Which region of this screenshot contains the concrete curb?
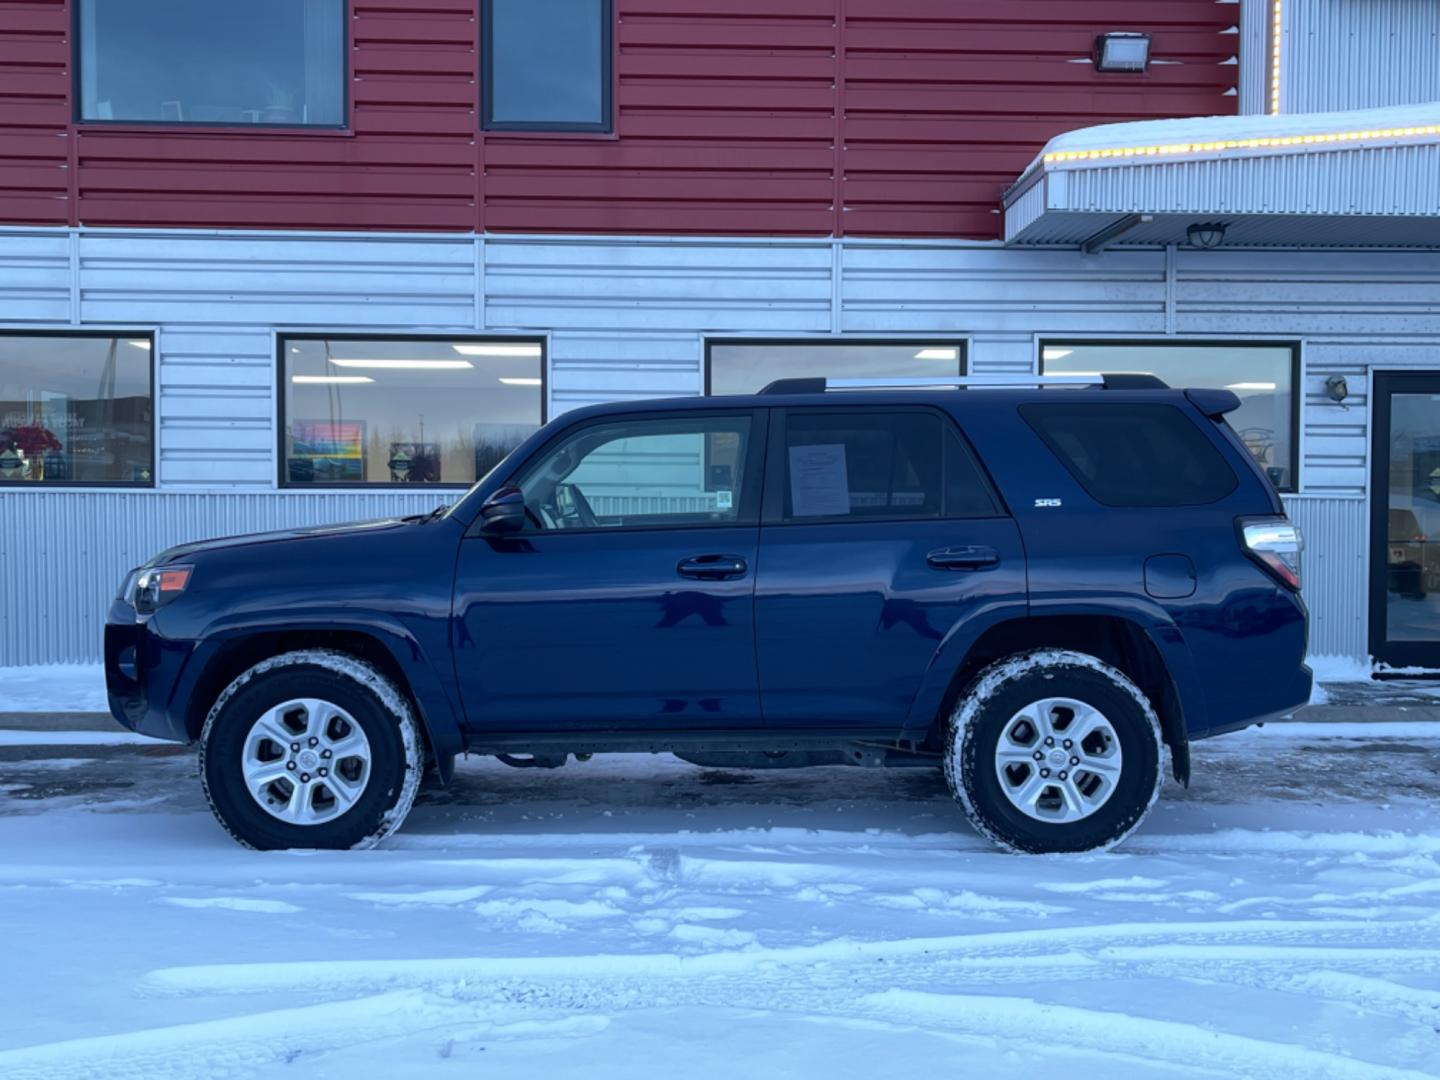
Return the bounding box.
[0,712,129,733]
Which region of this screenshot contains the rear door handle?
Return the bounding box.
[677,554,749,580]
[927,545,999,571]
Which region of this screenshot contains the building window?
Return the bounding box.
[0,333,154,486]
[76,0,345,127]
[482,0,612,132]
[1041,341,1298,491]
[705,340,966,396]
[280,337,544,487]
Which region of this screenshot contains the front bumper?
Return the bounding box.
[104,597,198,743]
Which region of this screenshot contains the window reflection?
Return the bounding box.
[79,0,344,126]
[706,341,965,397]
[485,0,609,130]
[0,335,154,485]
[281,338,544,486]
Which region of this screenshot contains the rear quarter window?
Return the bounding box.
[1020,403,1238,507]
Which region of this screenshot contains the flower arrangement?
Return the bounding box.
[2,424,62,481]
[6,424,62,458]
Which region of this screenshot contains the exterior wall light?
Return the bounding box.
[1186,222,1228,249]
[1325,374,1349,403]
[1094,33,1152,73]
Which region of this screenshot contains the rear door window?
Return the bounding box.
[1020,403,1237,507]
[779,410,999,522]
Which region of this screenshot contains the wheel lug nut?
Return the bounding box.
[321,749,332,759]
[1063,740,1072,749]
[1033,751,1043,761]
[299,773,310,783]
[1040,768,1050,778]
[1058,771,1068,781]
[1044,737,1054,747]
[1070,756,1079,766]
[286,761,296,771]
[308,737,319,748]
[290,743,300,752]
[318,768,328,777]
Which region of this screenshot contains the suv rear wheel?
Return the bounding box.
[199,649,422,850]
[945,648,1163,854]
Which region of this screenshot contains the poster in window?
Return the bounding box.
[290,420,365,483]
[388,442,441,483]
[788,443,851,517]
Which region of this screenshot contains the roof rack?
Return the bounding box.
[758,373,1170,395]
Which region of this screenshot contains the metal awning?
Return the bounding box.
[1004,102,1440,250]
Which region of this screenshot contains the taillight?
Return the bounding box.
[1240,518,1303,591]
[132,565,193,615]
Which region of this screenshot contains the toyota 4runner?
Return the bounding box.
[106,374,1311,853]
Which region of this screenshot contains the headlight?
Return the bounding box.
[117,569,141,603]
[132,565,194,615]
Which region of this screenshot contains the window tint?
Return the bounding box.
[281,337,543,486]
[78,0,344,126]
[516,415,754,530]
[1021,403,1238,507]
[707,341,963,396]
[484,0,611,131]
[1041,342,1296,490]
[0,334,153,485]
[781,411,996,522]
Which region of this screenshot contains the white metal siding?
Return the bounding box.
[1283,0,1440,114]
[5,226,1440,664]
[1282,494,1369,658]
[3,491,440,666]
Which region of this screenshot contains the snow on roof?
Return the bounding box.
[1026,100,1440,175]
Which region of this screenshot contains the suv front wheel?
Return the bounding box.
[199,649,423,850]
[945,649,1163,854]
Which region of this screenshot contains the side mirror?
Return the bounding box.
[478,485,527,534]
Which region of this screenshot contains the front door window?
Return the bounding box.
[515,414,757,530]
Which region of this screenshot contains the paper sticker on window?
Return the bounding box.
[788,443,851,517]
[716,490,733,510]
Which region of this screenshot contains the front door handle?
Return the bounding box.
[677,554,749,581]
[927,545,999,571]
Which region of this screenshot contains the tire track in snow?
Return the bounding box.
[0,991,469,1080]
[862,990,1437,1080]
[136,917,1439,996]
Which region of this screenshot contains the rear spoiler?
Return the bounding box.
[1185,388,1242,418]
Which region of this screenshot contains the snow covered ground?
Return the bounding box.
[1,724,1439,1078]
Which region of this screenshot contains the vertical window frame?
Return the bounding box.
[276,332,548,490]
[0,328,157,489]
[71,0,351,131]
[480,0,615,134]
[1038,338,1302,494]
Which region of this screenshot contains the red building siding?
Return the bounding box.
[0,0,1237,238]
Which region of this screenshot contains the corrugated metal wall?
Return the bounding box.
[837,0,1238,237]
[1281,494,1368,659]
[3,491,441,666]
[6,225,1440,663]
[1282,0,1440,114]
[0,0,1237,240]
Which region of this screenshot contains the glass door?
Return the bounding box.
[1370,373,1440,668]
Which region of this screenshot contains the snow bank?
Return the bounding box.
[0,664,107,713]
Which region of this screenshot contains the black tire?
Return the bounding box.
[944,648,1163,854]
[199,649,423,850]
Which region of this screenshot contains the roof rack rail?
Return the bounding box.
[758,373,1169,394]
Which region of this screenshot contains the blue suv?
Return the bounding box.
[105,375,1310,853]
